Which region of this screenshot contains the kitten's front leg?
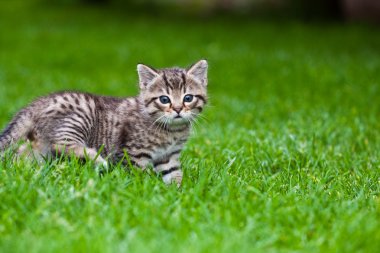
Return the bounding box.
[128,154,151,170]
[154,152,183,186]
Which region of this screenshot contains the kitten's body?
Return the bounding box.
[0,60,208,185]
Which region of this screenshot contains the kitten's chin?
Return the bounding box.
[153,117,189,129]
[170,117,189,126]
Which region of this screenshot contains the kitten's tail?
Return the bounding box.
[0,108,34,151]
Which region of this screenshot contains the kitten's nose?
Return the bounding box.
[172,107,182,114]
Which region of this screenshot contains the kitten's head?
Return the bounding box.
[137,60,208,127]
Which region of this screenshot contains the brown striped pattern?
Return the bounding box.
[0,60,208,185]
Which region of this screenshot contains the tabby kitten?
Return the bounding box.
[0,60,208,185]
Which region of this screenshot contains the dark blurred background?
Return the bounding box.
[42,0,380,23]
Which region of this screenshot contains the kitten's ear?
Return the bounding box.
[187,59,208,86]
[137,64,160,89]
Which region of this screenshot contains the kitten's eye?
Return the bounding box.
[183,94,193,103]
[159,96,171,104]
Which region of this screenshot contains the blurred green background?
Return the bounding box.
[32,0,380,21]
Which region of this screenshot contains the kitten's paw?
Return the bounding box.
[95,158,109,175]
[162,170,183,187]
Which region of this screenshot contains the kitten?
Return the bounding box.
[0,60,208,185]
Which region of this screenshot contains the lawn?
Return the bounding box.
[1,2,380,253]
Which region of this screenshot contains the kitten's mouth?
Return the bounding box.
[171,116,188,125]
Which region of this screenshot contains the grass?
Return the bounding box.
[1,2,380,253]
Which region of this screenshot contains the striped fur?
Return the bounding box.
[0,60,208,185]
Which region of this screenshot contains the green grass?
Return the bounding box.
[1,2,380,253]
